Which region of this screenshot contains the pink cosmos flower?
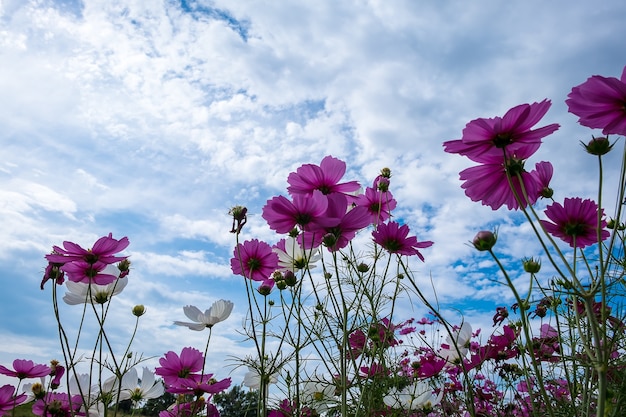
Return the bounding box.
[262,191,328,233]
[0,360,51,380]
[354,186,397,224]
[32,392,84,417]
[540,197,610,248]
[40,262,65,290]
[443,100,559,163]
[45,233,129,266]
[457,155,548,210]
[531,161,554,199]
[159,399,205,417]
[155,347,205,388]
[60,260,120,285]
[302,193,371,251]
[287,155,360,196]
[0,385,27,416]
[166,374,231,396]
[372,221,433,260]
[231,239,279,282]
[348,329,367,360]
[566,65,626,136]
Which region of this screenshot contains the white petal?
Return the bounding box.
[182,305,203,322]
[173,321,206,331]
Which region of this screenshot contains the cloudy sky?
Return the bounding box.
[1,0,625,390]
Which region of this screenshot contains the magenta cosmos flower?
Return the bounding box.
[372,221,433,260]
[155,347,205,388]
[443,100,560,163]
[0,385,27,416]
[46,233,129,265]
[231,239,279,281]
[566,65,626,136]
[459,158,551,210]
[0,359,51,380]
[166,373,232,396]
[287,155,361,196]
[262,191,328,233]
[302,193,371,251]
[354,185,397,224]
[32,393,84,417]
[540,197,610,248]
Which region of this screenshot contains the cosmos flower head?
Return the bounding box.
[173,300,234,331]
[0,384,27,415]
[566,65,626,136]
[45,233,129,266]
[0,360,51,380]
[262,191,328,234]
[383,380,443,411]
[355,185,397,224]
[62,273,128,305]
[165,373,231,397]
[372,221,433,260]
[540,197,610,248]
[231,239,279,282]
[457,154,551,210]
[242,366,279,390]
[273,237,321,273]
[119,367,165,406]
[287,155,361,196]
[32,392,85,417]
[155,347,205,388]
[443,100,560,163]
[302,193,371,251]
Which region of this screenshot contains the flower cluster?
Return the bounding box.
[232,155,433,293]
[3,65,625,417]
[41,233,130,288]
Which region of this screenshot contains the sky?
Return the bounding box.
[1,0,626,391]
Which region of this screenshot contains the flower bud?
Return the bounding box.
[257,282,273,296]
[132,304,146,317]
[607,218,626,231]
[582,136,614,155]
[380,167,392,178]
[472,230,497,251]
[322,233,338,248]
[118,259,131,274]
[357,263,370,273]
[283,270,297,287]
[229,205,248,234]
[539,186,554,199]
[522,257,541,274]
[31,382,46,400]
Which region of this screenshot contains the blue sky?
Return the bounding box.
[1,0,625,388]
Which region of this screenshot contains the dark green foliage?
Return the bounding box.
[213,385,258,417]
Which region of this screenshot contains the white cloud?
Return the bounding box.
[1,0,625,396]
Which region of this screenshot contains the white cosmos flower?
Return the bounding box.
[119,367,164,406]
[242,366,279,390]
[438,321,473,364]
[69,373,119,417]
[273,237,321,272]
[63,276,128,305]
[383,380,442,411]
[300,379,338,413]
[173,299,234,330]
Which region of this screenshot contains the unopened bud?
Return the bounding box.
[522,257,541,274]
[582,136,614,156]
[284,270,297,287]
[132,305,146,317]
[472,231,497,251]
